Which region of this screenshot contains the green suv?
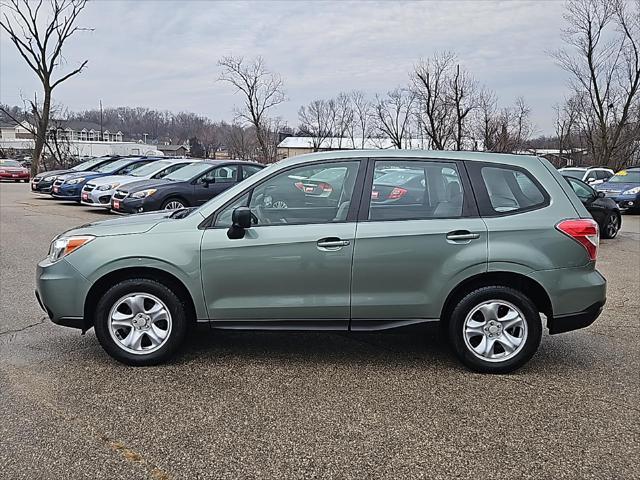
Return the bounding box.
[36,151,606,373]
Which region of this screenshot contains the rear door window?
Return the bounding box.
[367,161,464,221]
[472,164,548,215]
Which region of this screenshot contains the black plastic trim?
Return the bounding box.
[350,318,438,331]
[210,319,348,331]
[547,301,604,334]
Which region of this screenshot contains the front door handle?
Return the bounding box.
[317,237,350,250]
[446,230,480,241]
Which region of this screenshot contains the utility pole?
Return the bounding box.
[99,100,103,142]
[143,133,148,144]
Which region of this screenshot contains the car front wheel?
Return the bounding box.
[162,198,187,210]
[447,286,542,374]
[94,278,188,365]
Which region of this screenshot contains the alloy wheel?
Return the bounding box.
[463,300,528,363]
[606,214,619,238]
[108,293,172,355]
[164,200,185,210]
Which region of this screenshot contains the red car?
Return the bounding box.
[0,159,30,182]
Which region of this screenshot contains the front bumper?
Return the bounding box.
[32,179,54,193]
[111,196,158,214]
[51,183,82,199]
[81,187,114,208]
[36,258,92,331]
[603,193,640,210]
[0,172,29,180]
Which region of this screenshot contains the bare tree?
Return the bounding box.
[0,0,91,175]
[348,90,373,149]
[554,97,580,161]
[552,0,640,169]
[412,52,456,150]
[373,88,415,149]
[218,56,286,163]
[473,93,533,153]
[412,52,478,151]
[298,99,336,151]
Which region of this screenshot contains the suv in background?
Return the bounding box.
[559,166,614,186]
[36,151,606,373]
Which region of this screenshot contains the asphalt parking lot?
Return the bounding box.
[1,182,639,480]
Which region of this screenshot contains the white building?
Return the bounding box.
[0,120,159,157]
[277,136,427,159]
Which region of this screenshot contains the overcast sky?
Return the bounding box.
[0,0,571,135]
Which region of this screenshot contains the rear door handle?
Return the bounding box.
[446,231,480,241]
[317,237,350,249]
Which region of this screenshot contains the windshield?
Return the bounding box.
[0,159,22,167]
[608,170,640,183]
[164,162,211,181]
[95,158,137,173]
[71,157,104,171]
[560,169,585,179]
[130,160,172,177]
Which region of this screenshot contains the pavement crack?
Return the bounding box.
[0,317,46,337]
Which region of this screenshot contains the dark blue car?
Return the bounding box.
[595,167,640,212]
[51,157,161,201]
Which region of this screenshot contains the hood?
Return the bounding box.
[61,210,180,237]
[1,166,28,172]
[596,181,640,192]
[86,174,132,187]
[60,170,102,182]
[35,169,73,179]
[117,178,174,193]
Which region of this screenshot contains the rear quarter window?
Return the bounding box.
[469,163,549,216]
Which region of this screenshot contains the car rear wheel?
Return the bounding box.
[601,212,620,239]
[447,286,542,374]
[162,198,187,210]
[94,278,188,365]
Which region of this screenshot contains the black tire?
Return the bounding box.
[447,286,542,374]
[600,212,620,239]
[161,197,188,210]
[94,278,188,366]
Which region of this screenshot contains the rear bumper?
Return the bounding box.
[547,300,605,334]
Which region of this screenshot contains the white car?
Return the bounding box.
[80,159,198,208]
[559,167,614,185]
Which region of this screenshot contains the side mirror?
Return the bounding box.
[227,207,253,239]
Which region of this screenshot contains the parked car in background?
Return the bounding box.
[80,158,197,209]
[559,166,614,186]
[595,167,640,212]
[32,156,122,194]
[37,150,606,374]
[563,175,621,238]
[51,157,161,201]
[0,159,30,182]
[110,160,263,213]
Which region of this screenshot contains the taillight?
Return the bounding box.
[388,187,407,200]
[318,182,333,193]
[556,219,599,261]
[294,181,306,192]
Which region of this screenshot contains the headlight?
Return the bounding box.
[66,177,85,185]
[130,189,157,199]
[44,175,56,181]
[622,186,640,195]
[97,183,119,191]
[48,235,94,263]
[0,169,6,174]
